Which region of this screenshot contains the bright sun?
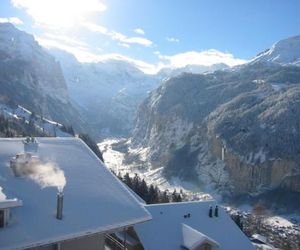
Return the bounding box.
[12,0,106,28]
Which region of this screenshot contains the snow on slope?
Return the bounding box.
[0,23,69,104]
[252,34,300,65]
[0,104,71,137]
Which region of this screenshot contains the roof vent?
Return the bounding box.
[10,153,40,177]
[209,206,213,218]
[23,137,38,153]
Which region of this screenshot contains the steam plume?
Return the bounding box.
[29,162,66,192]
[15,161,66,192]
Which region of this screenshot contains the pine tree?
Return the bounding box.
[160,190,169,203]
[172,189,181,202]
[68,126,75,136]
[117,172,123,181]
[148,185,159,204]
[123,173,132,189]
[139,179,149,200]
[176,193,182,202]
[132,173,140,192]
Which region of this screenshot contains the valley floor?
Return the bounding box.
[98,138,212,201]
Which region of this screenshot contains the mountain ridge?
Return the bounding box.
[128,35,300,196]
[251,34,300,65]
[0,23,86,132]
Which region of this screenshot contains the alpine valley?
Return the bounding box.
[102,34,300,211]
[1,23,300,211]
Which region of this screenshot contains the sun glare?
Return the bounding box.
[12,0,106,28]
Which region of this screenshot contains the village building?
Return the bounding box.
[0,137,151,250]
[134,201,255,250]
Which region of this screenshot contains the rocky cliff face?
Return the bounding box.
[0,23,84,130]
[131,44,300,195]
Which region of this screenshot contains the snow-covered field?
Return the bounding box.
[98,138,212,201]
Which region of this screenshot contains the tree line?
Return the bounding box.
[0,114,47,137]
[116,172,182,204]
[0,113,104,162]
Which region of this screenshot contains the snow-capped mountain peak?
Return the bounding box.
[252,34,300,65]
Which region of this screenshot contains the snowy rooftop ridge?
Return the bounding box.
[182,223,220,249]
[0,137,151,250]
[135,201,255,250]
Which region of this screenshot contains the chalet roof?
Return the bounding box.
[182,223,220,249]
[0,137,151,250]
[134,201,255,250]
[251,234,267,244]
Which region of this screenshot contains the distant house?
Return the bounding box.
[134,201,255,250]
[0,138,151,250]
[251,234,275,250]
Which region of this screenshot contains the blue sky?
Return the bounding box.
[1,0,300,73]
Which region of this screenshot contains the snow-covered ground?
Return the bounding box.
[0,104,71,137]
[264,216,295,228]
[98,138,212,201]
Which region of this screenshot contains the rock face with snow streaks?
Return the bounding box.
[131,35,300,194]
[0,23,83,130]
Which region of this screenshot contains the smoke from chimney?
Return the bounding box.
[27,162,66,192]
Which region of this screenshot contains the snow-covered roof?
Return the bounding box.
[0,199,22,209]
[182,223,220,249]
[0,138,151,250]
[134,201,255,250]
[251,234,267,244]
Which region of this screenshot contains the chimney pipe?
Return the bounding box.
[56,192,64,220]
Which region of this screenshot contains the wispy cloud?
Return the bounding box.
[134,28,145,35]
[36,35,98,62]
[11,0,106,28]
[166,37,180,43]
[44,33,88,47]
[110,31,152,47]
[36,33,156,73]
[81,21,108,34]
[9,0,247,76]
[39,33,246,74]
[11,0,152,48]
[118,43,130,48]
[94,53,158,74]
[158,49,247,68]
[153,51,161,56]
[0,17,23,25]
[80,21,152,47]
